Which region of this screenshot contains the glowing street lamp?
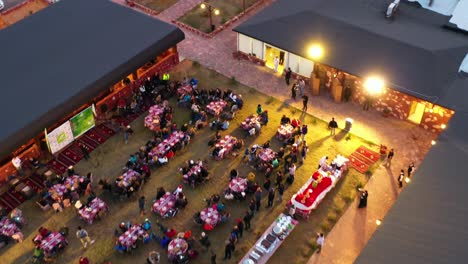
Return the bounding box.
[376,219,382,226]
[201,2,220,32]
[431,140,437,146]
[364,76,384,95]
[308,44,324,59]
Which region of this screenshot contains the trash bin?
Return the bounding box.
[344,118,353,132]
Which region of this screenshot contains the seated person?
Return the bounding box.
[233,139,244,151]
[38,227,51,238]
[157,155,168,166]
[165,150,175,159]
[291,118,300,128]
[216,202,225,212]
[224,189,234,200]
[142,219,151,231]
[156,187,166,200]
[272,158,279,168]
[220,120,230,130]
[230,169,238,180]
[262,140,270,149]
[211,146,222,157]
[165,228,177,239]
[280,115,291,125]
[248,127,256,136]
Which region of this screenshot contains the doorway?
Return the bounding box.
[265,45,285,73]
[407,101,426,124]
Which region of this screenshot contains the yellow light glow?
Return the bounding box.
[364,76,384,95]
[308,44,324,59]
[201,3,206,9]
[214,9,220,15]
[441,124,447,129]
[405,177,411,183]
[376,219,382,226]
[429,108,433,113]
[431,140,436,145]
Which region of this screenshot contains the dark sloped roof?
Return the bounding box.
[234,0,468,105]
[0,0,184,159]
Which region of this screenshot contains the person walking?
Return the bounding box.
[243,210,252,230]
[298,79,305,96]
[277,183,284,202]
[302,95,309,111]
[223,240,234,260]
[398,169,404,188]
[274,56,279,72]
[123,125,134,144]
[384,148,395,167]
[254,187,262,211]
[407,162,415,178]
[285,67,292,85]
[316,233,325,253]
[199,232,211,249]
[267,187,275,207]
[301,124,308,141]
[358,189,368,208]
[79,142,90,160]
[210,250,217,264]
[291,83,297,100]
[138,196,146,216]
[236,218,244,238]
[301,142,309,163]
[76,226,95,249]
[328,117,338,135]
[79,256,90,264]
[288,205,296,219]
[248,199,256,215]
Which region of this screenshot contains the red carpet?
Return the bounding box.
[97,124,116,137]
[348,145,380,174]
[356,146,380,162]
[24,174,45,192]
[57,154,76,167]
[86,129,106,144]
[62,149,82,164]
[349,154,370,173]
[47,159,67,174]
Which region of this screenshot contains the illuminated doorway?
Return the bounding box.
[407,101,426,124]
[265,45,285,73]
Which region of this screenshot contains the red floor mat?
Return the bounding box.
[8,190,25,203]
[67,143,85,158]
[87,128,107,143]
[97,124,116,137]
[0,193,20,209]
[80,136,99,149]
[356,146,380,163]
[349,154,370,173]
[47,159,67,174]
[83,134,101,146]
[57,154,76,167]
[0,199,12,213]
[62,149,83,164]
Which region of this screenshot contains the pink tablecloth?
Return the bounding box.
[168,238,188,256]
[118,225,146,248]
[258,148,276,162]
[229,177,247,193]
[117,169,141,188]
[277,124,294,140]
[144,105,165,131]
[152,193,176,216]
[149,131,185,158]
[214,135,237,159]
[64,175,85,188]
[177,85,193,96]
[40,232,66,253]
[78,198,108,224]
[49,184,68,200]
[183,164,203,180]
[0,218,20,237]
[200,207,220,226]
[206,100,227,116]
[241,115,262,130]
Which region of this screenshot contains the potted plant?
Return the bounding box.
[382,107,391,117]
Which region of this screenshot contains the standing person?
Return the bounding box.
[407,162,415,178]
[328,117,338,135]
[79,256,90,264]
[301,141,309,163]
[299,79,305,96]
[254,187,262,211]
[199,232,211,250]
[267,187,275,208]
[274,56,279,72]
[124,125,134,144]
[210,250,217,264]
[248,199,256,215]
[277,183,284,202]
[384,148,395,167]
[223,240,234,260]
[285,67,292,85]
[76,226,95,249]
[316,233,325,253]
[291,83,297,100]
[358,189,368,208]
[236,218,244,238]
[256,104,263,115]
[138,196,146,216]
[146,251,160,264]
[79,142,90,160]
[302,95,309,111]
[288,205,296,219]
[301,124,308,141]
[243,210,252,230]
[398,170,404,188]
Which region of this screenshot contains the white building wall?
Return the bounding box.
[252,39,263,59]
[238,34,252,54]
[298,57,314,77]
[288,53,300,73]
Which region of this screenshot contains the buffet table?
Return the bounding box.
[240,213,298,264]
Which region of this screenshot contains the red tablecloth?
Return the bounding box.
[214,135,237,159]
[200,207,220,226]
[118,225,146,248]
[78,198,108,224]
[144,105,165,131]
[168,238,188,256]
[152,193,176,216]
[277,124,294,140]
[183,164,203,180]
[149,131,185,158]
[117,169,141,188]
[0,218,20,237]
[206,100,227,116]
[258,148,276,162]
[229,177,247,193]
[241,115,262,130]
[40,232,66,253]
[291,171,332,211]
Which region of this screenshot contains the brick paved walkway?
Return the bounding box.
[114,1,436,263]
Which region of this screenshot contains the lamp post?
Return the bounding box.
[201,2,220,32]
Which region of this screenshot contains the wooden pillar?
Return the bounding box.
[132,72,138,81]
[331,78,343,102]
[310,73,320,96]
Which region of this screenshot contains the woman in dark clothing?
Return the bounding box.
[358,189,368,208]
